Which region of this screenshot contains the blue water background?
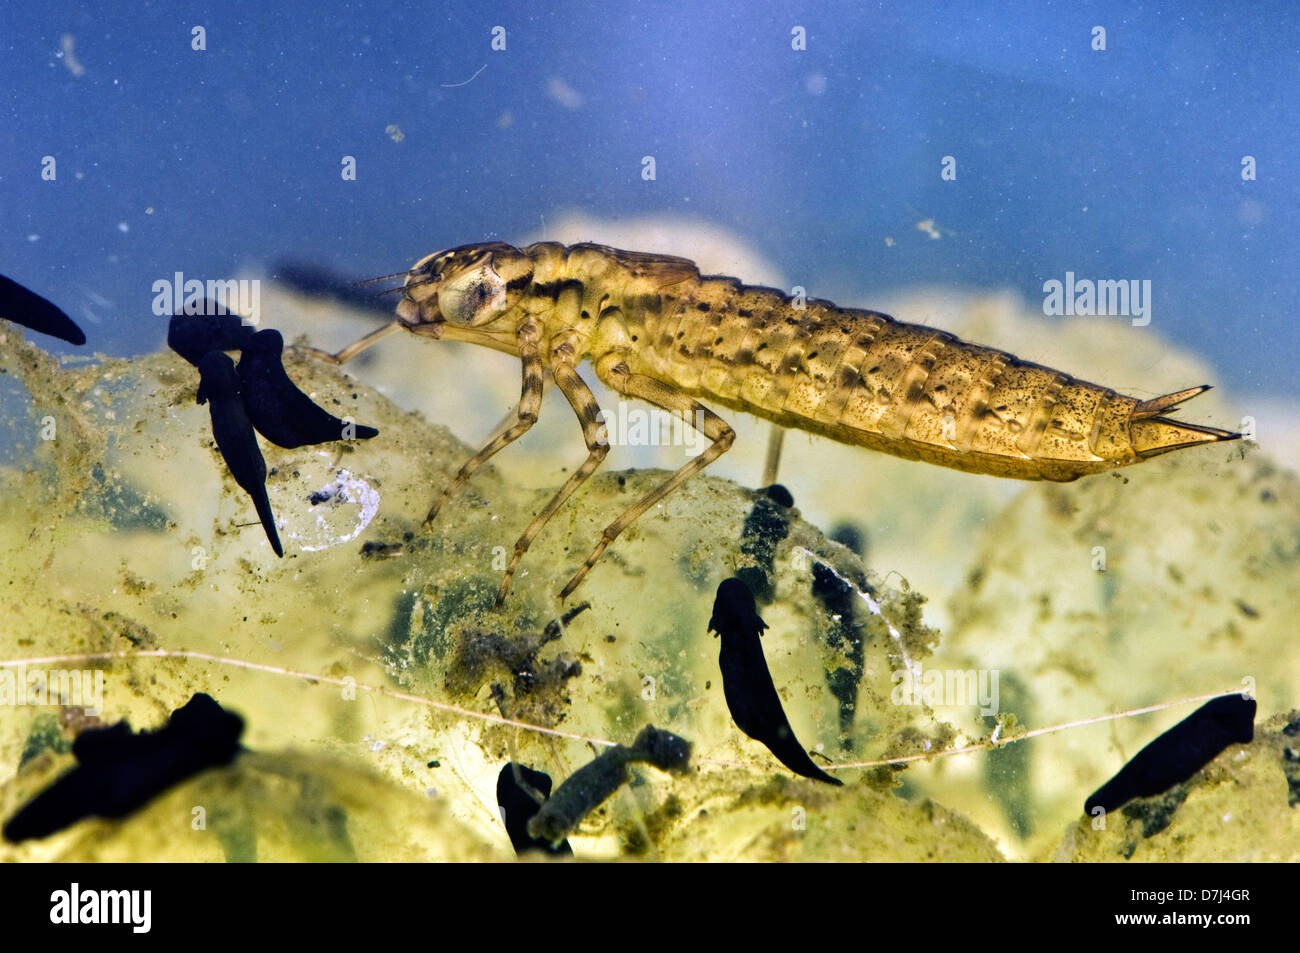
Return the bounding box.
[2,0,1295,395]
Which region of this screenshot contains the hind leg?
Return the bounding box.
[560,355,735,600]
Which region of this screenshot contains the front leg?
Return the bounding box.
[296,321,405,365]
[424,320,545,526]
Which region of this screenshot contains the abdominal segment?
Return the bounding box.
[627,279,1225,481]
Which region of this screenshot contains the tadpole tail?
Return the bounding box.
[249,487,283,558]
[0,273,86,346]
[765,733,843,786]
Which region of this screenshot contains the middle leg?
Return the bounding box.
[560,357,736,600]
[496,349,610,606]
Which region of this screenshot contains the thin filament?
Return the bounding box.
[0,651,1244,773]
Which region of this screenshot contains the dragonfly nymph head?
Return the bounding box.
[397,242,534,332]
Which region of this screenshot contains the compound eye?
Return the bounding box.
[439,261,507,325]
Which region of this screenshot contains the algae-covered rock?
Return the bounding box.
[0,326,983,861]
[1054,712,1300,862]
[925,447,1300,857]
[1,748,504,862]
[638,774,1004,862]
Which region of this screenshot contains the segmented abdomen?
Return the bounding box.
[628,278,1137,481]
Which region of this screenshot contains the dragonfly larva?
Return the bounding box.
[308,241,1240,603]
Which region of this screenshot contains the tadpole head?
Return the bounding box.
[196,350,240,400]
[631,725,693,774]
[708,577,767,641]
[249,328,285,355]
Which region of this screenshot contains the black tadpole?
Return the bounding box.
[0,273,86,346]
[526,725,692,847]
[271,259,398,315]
[496,763,572,857]
[197,351,283,557]
[1084,693,1256,816]
[236,328,379,448]
[166,303,256,366]
[710,577,843,785]
[2,693,245,843]
[734,484,794,601]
